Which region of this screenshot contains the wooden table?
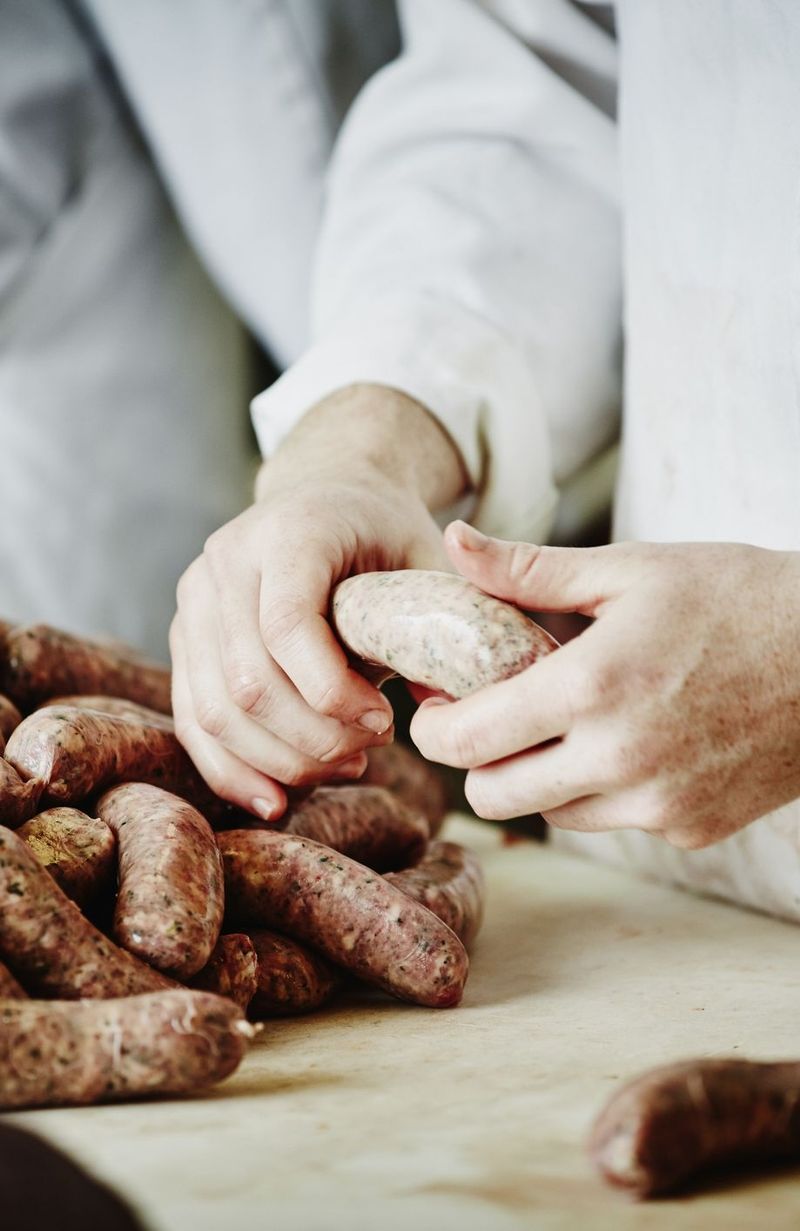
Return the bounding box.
[10,817,800,1230]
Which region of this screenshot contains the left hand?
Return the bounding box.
[410,522,800,849]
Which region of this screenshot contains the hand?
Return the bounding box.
[411,522,800,849]
[171,386,466,820]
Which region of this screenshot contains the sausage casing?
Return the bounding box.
[17,807,116,908]
[189,934,258,1012]
[247,929,339,1018]
[0,990,255,1110]
[0,826,172,998]
[97,783,225,979]
[363,742,449,836]
[332,570,558,699]
[219,829,468,1008]
[0,758,44,827]
[385,840,485,948]
[285,785,429,871]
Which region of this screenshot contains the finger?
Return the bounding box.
[541,790,652,835]
[254,545,394,732]
[443,520,644,616]
[175,578,371,787]
[463,736,609,821]
[409,638,584,769]
[170,620,287,820]
[203,555,390,763]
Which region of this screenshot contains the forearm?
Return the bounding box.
[255,383,468,512]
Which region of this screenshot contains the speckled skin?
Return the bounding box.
[0,826,173,998]
[362,743,449,837]
[247,929,339,1018]
[1,624,172,713]
[0,759,44,827]
[332,570,559,699]
[285,785,429,871]
[0,959,26,999]
[0,694,22,741]
[5,706,229,822]
[41,694,173,725]
[385,840,485,948]
[189,934,258,1012]
[219,829,468,1008]
[17,808,116,908]
[0,990,254,1110]
[589,1057,800,1198]
[97,784,224,980]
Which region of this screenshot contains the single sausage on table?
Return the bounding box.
[331,570,559,699]
[0,959,26,999]
[97,784,225,980]
[0,623,172,713]
[17,807,116,908]
[385,840,485,948]
[589,1057,800,1197]
[0,990,256,1110]
[189,934,258,1012]
[5,706,230,822]
[0,759,44,827]
[285,785,429,872]
[0,826,173,998]
[247,929,340,1018]
[363,742,449,837]
[219,828,469,1008]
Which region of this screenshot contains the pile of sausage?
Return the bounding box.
[0,579,505,1113]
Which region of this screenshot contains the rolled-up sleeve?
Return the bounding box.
[253,0,621,543]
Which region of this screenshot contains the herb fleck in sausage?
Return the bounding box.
[97,784,224,979]
[589,1056,800,1197]
[0,990,255,1110]
[219,829,468,1008]
[332,570,558,699]
[17,807,116,908]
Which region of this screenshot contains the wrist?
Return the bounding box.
[256,384,468,510]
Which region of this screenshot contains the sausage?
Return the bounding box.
[189,934,258,1012]
[331,570,559,699]
[0,623,172,712]
[17,807,116,908]
[285,785,429,871]
[0,758,44,827]
[247,929,340,1018]
[5,706,230,822]
[0,959,26,999]
[96,784,224,980]
[41,693,173,726]
[0,825,173,998]
[0,990,255,1110]
[0,693,22,741]
[385,840,485,948]
[219,829,468,1008]
[363,742,449,837]
[589,1057,800,1197]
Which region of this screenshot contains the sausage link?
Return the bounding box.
[385,840,485,948]
[363,742,449,837]
[0,959,26,999]
[219,829,468,1008]
[247,929,339,1018]
[0,826,173,998]
[97,784,224,979]
[285,785,428,871]
[189,934,258,1012]
[0,990,255,1110]
[17,807,116,908]
[589,1057,800,1197]
[1,623,172,712]
[332,570,558,699]
[40,694,173,725]
[5,706,231,822]
[0,758,44,827]
[0,694,22,742]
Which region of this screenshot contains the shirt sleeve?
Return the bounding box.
[252,0,622,543]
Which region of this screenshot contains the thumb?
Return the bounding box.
[443,521,634,615]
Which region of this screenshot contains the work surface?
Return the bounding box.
[10,817,800,1230]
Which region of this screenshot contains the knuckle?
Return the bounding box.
[563,664,602,718]
[314,731,359,765]
[259,596,305,648]
[306,677,351,720]
[444,719,484,769]
[195,695,233,741]
[227,670,273,718]
[464,774,507,821]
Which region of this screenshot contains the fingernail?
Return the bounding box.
[418,697,449,710]
[451,520,489,551]
[251,797,280,821]
[358,709,392,735]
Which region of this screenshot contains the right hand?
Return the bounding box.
[170,458,451,821]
